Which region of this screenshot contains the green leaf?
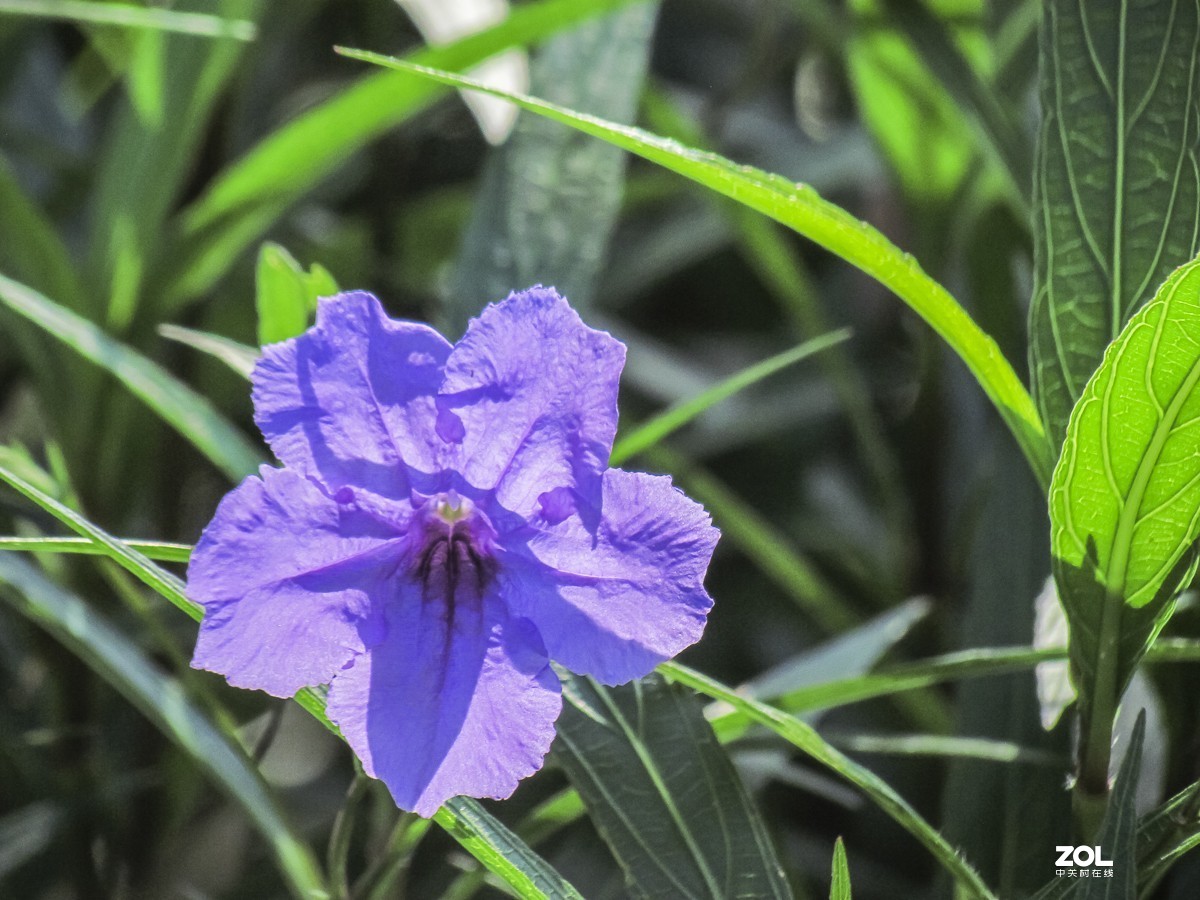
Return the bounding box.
[447,1,656,327]
[660,662,997,900]
[0,536,191,562]
[610,329,850,464]
[255,243,337,346]
[554,674,790,900]
[1050,257,1200,798]
[1137,780,1200,893]
[828,732,1064,766]
[168,0,645,306]
[830,837,851,900]
[433,799,586,900]
[0,0,256,38]
[0,555,327,900]
[0,272,263,481]
[159,324,259,379]
[1030,0,1200,452]
[0,157,84,309]
[334,50,1053,488]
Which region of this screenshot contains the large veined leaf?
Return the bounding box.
[1050,256,1200,799]
[1030,0,1200,452]
[334,50,1053,488]
[554,674,790,900]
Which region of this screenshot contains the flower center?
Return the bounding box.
[411,493,497,609]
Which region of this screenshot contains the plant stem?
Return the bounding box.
[1073,590,1124,838]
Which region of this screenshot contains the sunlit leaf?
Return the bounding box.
[1050,256,1200,799]
[334,50,1052,487]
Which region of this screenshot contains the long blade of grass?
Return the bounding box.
[168,0,644,305]
[0,536,191,563]
[610,328,850,464]
[334,52,1053,489]
[0,273,263,481]
[159,324,258,379]
[659,661,998,900]
[0,0,256,39]
[0,460,580,899]
[0,555,325,900]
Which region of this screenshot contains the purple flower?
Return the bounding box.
[188,287,718,815]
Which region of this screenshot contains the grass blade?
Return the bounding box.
[830,837,851,900]
[0,272,263,481]
[610,329,850,464]
[0,0,256,39]
[0,554,326,900]
[158,324,259,379]
[0,536,191,563]
[659,661,998,900]
[334,51,1052,488]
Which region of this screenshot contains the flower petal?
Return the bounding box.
[502,469,718,684]
[438,287,625,516]
[189,467,404,697]
[326,591,561,816]
[252,292,453,498]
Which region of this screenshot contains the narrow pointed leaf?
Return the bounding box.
[0,273,263,480]
[830,837,852,900]
[611,329,850,464]
[334,50,1052,488]
[0,0,256,38]
[0,536,192,562]
[158,324,259,379]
